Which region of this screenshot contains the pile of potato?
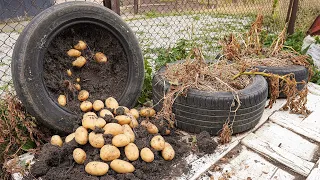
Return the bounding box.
[51,97,175,176]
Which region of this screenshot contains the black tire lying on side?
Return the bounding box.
[11,2,144,134]
[152,65,268,135]
[255,65,308,98]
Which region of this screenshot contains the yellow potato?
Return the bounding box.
[67,49,81,57]
[162,142,175,161]
[128,114,139,128]
[65,133,75,143]
[72,56,87,68]
[140,108,156,117]
[105,97,119,110]
[96,118,106,128]
[94,52,107,63]
[100,109,114,118]
[58,95,67,106]
[76,78,80,82]
[67,69,72,77]
[140,147,154,163]
[80,101,93,112]
[141,121,158,134]
[75,126,88,145]
[150,135,165,151]
[51,135,63,147]
[93,100,104,111]
[123,124,135,143]
[124,143,139,161]
[112,134,130,147]
[74,83,81,91]
[115,115,131,125]
[83,112,97,119]
[89,132,105,148]
[110,159,135,173]
[82,116,96,130]
[103,123,123,136]
[78,90,89,101]
[114,106,129,115]
[129,109,139,119]
[85,161,109,176]
[100,144,120,161]
[73,148,86,164]
[74,40,87,50]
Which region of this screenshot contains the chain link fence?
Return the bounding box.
[0,0,318,98]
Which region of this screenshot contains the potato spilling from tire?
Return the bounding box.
[150,135,165,151]
[51,135,63,147]
[110,159,135,173]
[85,161,109,176]
[73,148,86,164]
[140,147,154,163]
[100,145,121,161]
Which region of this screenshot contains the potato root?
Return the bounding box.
[112,134,130,147]
[51,135,63,147]
[105,97,119,110]
[124,143,139,161]
[85,161,109,176]
[75,126,88,145]
[115,115,131,125]
[72,56,87,68]
[89,132,105,148]
[80,101,93,112]
[103,123,123,136]
[110,159,135,173]
[123,124,135,143]
[78,90,89,101]
[94,52,108,63]
[65,133,75,143]
[74,40,87,50]
[140,108,156,117]
[67,49,81,57]
[150,135,165,151]
[73,148,86,164]
[58,95,67,106]
[100,145,120,161]
[162,142,175,161]
[93,100,104,111]
[140,148,154,163]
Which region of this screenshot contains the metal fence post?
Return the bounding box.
[287,0,299,35]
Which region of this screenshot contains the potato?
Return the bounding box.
[75,126,88,145]
[73,148,86,164]
[85,161,109,176]
[58,95,67,106]
[112,134,130,147]
[128,114,138,128]
[76,78,80,82]
[162,142,175,161]
[65,133,75,143]
[80,101,93,112]
[74,83,81,91]
[93,100,104,111]
[78,90,89,101]
[51,135,63,147]
[100,144,121,161]
[105,97,119,110]
[124,143,139,161]
[140,108,156,117]
[89,132,105,148]
[72,56,87,68]
[115,115,131,125]
[114,106,129,115]
[141,121,158,134]
[100,109,114,118]
[150,135,165,151]
[82,116,96,130]
[96,118,106,128]
[123,124,135,143]
[83,112,97,119]
[110,159,135,173]
[67,69,72,77]
[94,52,107,63]
[74,40,87,50]
[103,123,123,136]
[140,148,154,163]
[67,49,81,57]
[129,109,139,119]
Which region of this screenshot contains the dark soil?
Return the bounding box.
[196,131,218,154]
[43,23,128,115]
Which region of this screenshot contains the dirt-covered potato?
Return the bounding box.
[78,90,89,101]
[112,134,130,147]
[124,143,139,161]
[74,40,87,50]
[75,126,88,145]
[94,52,108,63]
[72,56,87,68]
[105,97,119,110]
[123,124,135,143]
[110,159,135,173]
[129,109,139,119]
[74,83,81,91]
[65,133,75,143]
[100,145,120,161]
[140,147,154,163]
[93,100,104,111]
[89,132,104,148]
[162,142,175,161]
[141,120,158,134]
[67,69,72,77]
[100,109,114,118]
[85,161,109,176]
[51,135,63,147]
[103,123,123,136]
[80,101,93,112]
[113,106,129,115]
[83,112,97,119]
[67,49,81,57]
[150,135,165,151]
[128,114,139,128]
[140,108,156,117]
[58,95,67,106]
[115,115,131,125]
[82,116,96,130]
[73,148,86,164]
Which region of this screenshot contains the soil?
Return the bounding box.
[43,23,128,115]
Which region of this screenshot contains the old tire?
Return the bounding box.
[11,2,144,134]
[256,65,308,98]
[152,65,268,135]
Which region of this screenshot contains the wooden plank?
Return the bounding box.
[254,122,318,161]
[307,159,320,180]
[270,168,296,180]
[308,83,320,96]
[307,93,320,112]
[241,133,314,176]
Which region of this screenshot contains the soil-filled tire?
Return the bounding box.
[11,2,144,134]
[255,65,308,98]
[152,65,268,135]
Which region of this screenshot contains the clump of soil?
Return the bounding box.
[43,23,128,114]
[196,131,218,154]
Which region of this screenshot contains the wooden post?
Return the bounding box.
[285,0,294,23]
[103,0,120,15]
[134,0,138,14]
[287,0,299,35]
